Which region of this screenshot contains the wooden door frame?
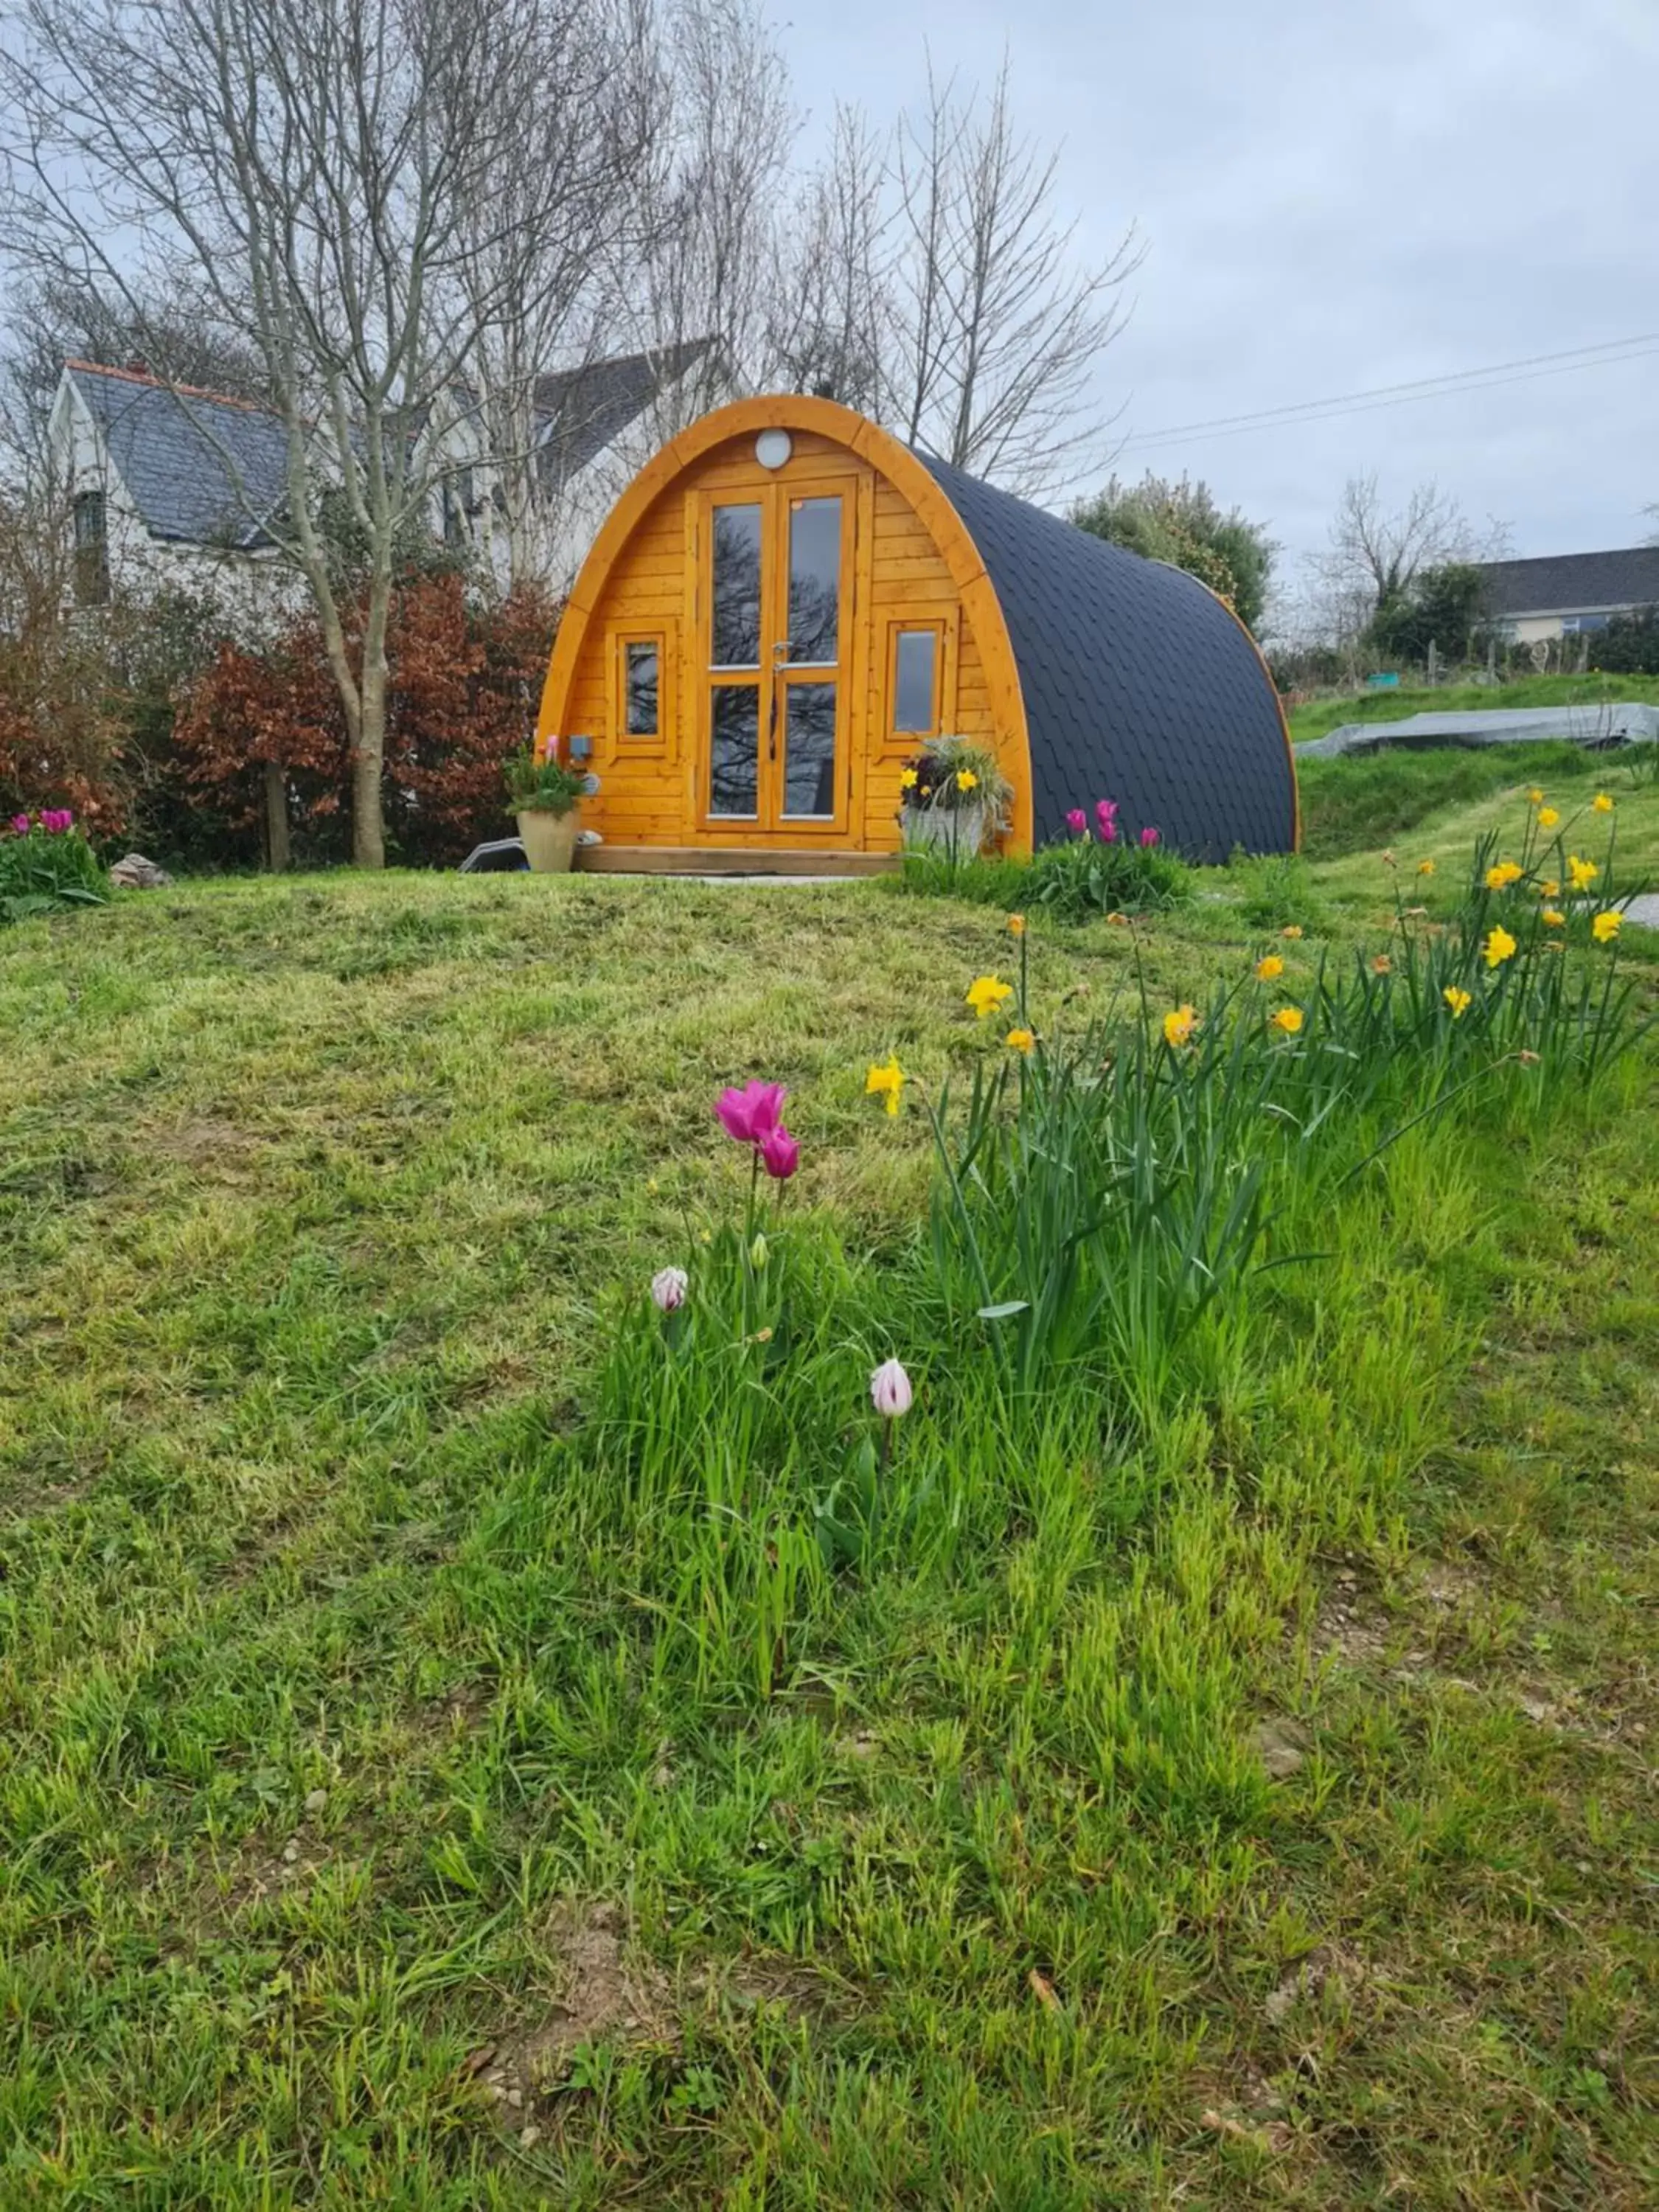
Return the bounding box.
[690,469,863,844]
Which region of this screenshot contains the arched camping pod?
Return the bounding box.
[536,395,1297,870]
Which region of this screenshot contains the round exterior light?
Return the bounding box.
[755,429,792,470]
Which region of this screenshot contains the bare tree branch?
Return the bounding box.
[0,0,599,863]
[886,57,1141,497]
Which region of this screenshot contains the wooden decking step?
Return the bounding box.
[575,845,899,877]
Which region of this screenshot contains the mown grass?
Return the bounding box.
[2,810,1658,2206]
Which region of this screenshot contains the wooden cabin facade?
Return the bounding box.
[536,395,1297,871]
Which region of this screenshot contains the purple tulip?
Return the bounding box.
[758,1124,799,1181]
[1140,826,1160,848]
[869,1358,913,1418]
[1065,808,1087,836]
[714,1079,787,1147]
[651,1265,688,1312]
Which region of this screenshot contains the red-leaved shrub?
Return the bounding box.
[175,574,558,867]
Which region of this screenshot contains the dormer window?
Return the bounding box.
[72,490,109,606]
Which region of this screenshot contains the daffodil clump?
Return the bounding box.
[1459,784,1632,948]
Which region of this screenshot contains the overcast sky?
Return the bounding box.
[779,0,1658,588]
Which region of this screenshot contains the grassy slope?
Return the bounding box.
[1,791,1658,2206]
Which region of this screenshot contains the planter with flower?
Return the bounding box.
[504,739,588,873]
[898,736,1013,863]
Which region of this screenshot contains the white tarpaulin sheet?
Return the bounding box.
[1295,702,1659,759]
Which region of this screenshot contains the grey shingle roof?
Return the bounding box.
[915,453,1296,860]
[67,361,291,549]
[1475,548,1659,619]
[534,338,712,483]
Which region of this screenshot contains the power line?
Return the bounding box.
[1118,333,1659,454]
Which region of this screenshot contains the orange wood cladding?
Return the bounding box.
[535,395,1034,855]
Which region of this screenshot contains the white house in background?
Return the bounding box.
[1476,547,1659,644]
[48,359,300,624]
[46,338,718,616]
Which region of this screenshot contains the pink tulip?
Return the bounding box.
[1095,798,1118,822]
[651,1265,688,1312]
[869,1358,913,1418]
[1140,826,1159,848]
[43,809,73,834]
[8,813,30,835]
[714,1080,787,1147]
[1098,819,1117,844]
[1065,808,1087,836]
[759,1124,799,1181]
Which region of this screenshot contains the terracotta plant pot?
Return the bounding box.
[516,807,580,873]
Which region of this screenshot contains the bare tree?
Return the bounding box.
[1317,473,1509,636]
[628,0,797,434]
[451,0,659,593]
[886,60,1141,497]
[0,0,628,867]
[767,104,888,414]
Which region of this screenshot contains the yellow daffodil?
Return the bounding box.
[1568,854,1599,892]
[1482,924,1517,967]
[1417,859,1436,877]
[1593,793,1614,813]
[1443,986,1472,1018]
[1592,908,1621,944]
[956,768,978,793]
[1269,1005,1304,1035]
[1371,954,1392,975]
[899,767,919,790]
[1539,878,1560,899]
[1537,806,1559,829]
[1006,913,1026,936]
[965,974,1012,1020]
[1543,907,1565,927]
[1254,954,1284,981]
[1105,911,1130,928]
[1005,1026,1035,1054]
[1527,786,1543,804]
[1281,924,1304,940]
[865,1056,905,1116]
[1484,860,1523,891]
[1162,1003,1198,1048]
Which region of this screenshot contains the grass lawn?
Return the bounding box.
[3,765,1658,2207]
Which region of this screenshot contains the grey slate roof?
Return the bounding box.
[915,453,1295,860]
[535,338,712,483]
[1476,547,1659,619]
[67,361,290,549]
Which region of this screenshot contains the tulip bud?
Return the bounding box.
[749,1232,768,1272]
[869,1358,913,1418]
[650,1266,687,1313]
[758,1124,799,1181]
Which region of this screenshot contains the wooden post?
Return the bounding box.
[264,759,291,872]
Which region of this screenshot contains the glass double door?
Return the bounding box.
[702,479,852,835]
